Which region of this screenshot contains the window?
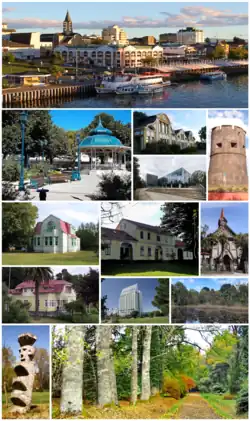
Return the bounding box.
[45,237,48,246]
[148,247,152,256]
[45,300,48,308]
[34,238,36,246]
[47,220,56,232]
[140,231,144,239]
[231,142,237,148]
[216,143,222,148]
[105,245,111,255]
[55,237,58,246]
[140,246,144,256]
[157,235,160,242]
[37,237,40,246]
[49,237,53,246]
[148,232,151,240]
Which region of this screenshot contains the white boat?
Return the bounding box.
[95,73,164,93]
[137,84,164,94]
[200,71,227,81]
[115,84,139,95]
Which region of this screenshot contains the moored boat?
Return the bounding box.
[200,71,227,81]
[96,73,165,94]
[115,84,139,95]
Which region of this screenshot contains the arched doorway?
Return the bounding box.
[223,254,231,271]
[178,249,183,260]
[155,246,162,261]
[120,243,133,260]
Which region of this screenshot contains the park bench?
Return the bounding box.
[30,176,47,189]
[48,174,70,184]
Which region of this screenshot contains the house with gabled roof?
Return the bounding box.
[33,214,80,253]
[102,218,193,261]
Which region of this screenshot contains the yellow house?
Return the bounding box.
[9,279,76,313]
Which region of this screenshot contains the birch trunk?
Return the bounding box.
[96,326,113,406]
[131,326,138,405]
[108,327,118,405]
[60,326,86,414]
[140,326,152,401]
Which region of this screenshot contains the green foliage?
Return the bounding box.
[2,182,20,201]
[150,327,164,393]
[163,376,181,400]
[2,283,31,323]
[3,52,15,63]
[92,173,131,200]
[198,126,206,142]
[2,160,20,182]
[133,157,145,190]
[190,170,206,187]
[76,222,99,251]
[198,377,212,393]
[236,384,248,414]
[152,278,169,315]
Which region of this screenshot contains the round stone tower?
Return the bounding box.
[208,124,248,189]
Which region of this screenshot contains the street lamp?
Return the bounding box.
[19,111,28,191]
[76,133,81,180]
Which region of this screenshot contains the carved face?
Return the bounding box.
[19,345,35,362]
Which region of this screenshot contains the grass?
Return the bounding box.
[52,395,177,419]
[106,316,169,324]
[2,250,98,265]
[30,317,68,324]
[2,391,49,419]
[3,63,50,75]
[201,393,248,419]
[101,261,198,276]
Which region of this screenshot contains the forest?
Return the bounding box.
[172,281,248,323]
[52,325,248,419]
[2,267,99,324]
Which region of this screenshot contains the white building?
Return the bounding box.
[102,218,193,261]
[119,284,143,316]
[159,168,191,185]
[163,44,186,56]
[102,25,128,45]
[33,214,80,253]
[177,27,204,45]
[2,40,40,59]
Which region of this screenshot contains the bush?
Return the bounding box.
[223,394,235,400]
[236,385,248,414]
[163,376,181,400]
[211,383,227,394]
[2,161,20,182]
[91,173,131,200]
[198,377,211,393]
[180,375,196,392]
[2,182,19,200]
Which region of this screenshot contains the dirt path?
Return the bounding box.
[173,393,221,419]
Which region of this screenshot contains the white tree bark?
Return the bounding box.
[60,326,86,414]
[140,326,152,401]
[108,327,118,405]
[131,326,138,405]
[96,326,113,406]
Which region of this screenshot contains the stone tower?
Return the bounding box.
[63,10,73,35]
[208,124,248,189]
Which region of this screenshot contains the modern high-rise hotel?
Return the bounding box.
[119,284,143,316]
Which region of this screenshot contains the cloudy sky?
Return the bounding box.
[137,156,207,180]
[137,110,206,142]
[50,266,99,276]
[172,277,248,291]
[35,203,99,228]
[102,201,163,228]
[3,2,248,38]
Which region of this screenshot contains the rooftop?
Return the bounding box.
[80,118,128,149]
[102,227,137,242]
[9,279,72,295]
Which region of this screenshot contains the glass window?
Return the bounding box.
[105,245,111,255]
[140,231,144,239]
[148,232,151,240]
[47,220,56,232]
[55,237,58,246]
[37,237,40,246]
[140,246,144,256]
[45,237,48,246]
[148,247,151,256]
[157,235,160,242]
[49,237,53,246]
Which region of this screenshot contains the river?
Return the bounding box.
[172,306,248,323]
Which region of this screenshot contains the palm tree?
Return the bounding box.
[24,267,53,316]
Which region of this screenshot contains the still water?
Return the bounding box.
[8,74,248,109]
[172,306,248,324]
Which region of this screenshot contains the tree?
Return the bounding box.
[71,268,99,310]
[76,223,99,251]
[34,348,50,391]
[205,37,211,44]
[24,267,53,316]
[91,173,131,200]
[150,327,163,395]
[152,279,169,314]
[2,283,31,323]
[140,326,152,401]
[133,157,145,190]
[3,52,15,63]
[2,203,38,251]
[190,170,206,187]
[160,203,198,260]
[2,346,16,393]
[198,126,206,142]
[60,326,86,414]
[131,326,138,405]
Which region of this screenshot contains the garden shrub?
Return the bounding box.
[198,377,211,393]
[163,376,181,400]
[2,161,20,182]
[236,385,248,414]
[180,375,196,391]
[211,383,227,394]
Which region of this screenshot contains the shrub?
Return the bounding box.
[198,377,211,393]
[2,161,20,182]
[223,394,235,400]
[180,375,196,391]
[163,376,181,400]
[236,385,248,414]
[211,383,227,394]
[91,173,131,200]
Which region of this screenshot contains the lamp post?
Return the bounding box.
[76,133,81,180]
[19,111,28,191]
[40,139,48,175]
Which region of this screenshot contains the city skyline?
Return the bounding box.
[3,2,248,39]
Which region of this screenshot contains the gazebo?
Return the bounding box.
[79,118,130,170]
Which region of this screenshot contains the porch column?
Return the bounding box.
[124,152,126,167]
[91,149,93,170]
[95,149,97,169]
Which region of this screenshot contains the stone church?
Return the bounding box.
[201,209,246,273]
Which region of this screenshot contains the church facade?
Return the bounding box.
[33,215,80,253]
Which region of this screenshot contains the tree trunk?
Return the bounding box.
[108,327,118,405]
[96,326,115,406]
[140,326,152,401]
[60,326,86,414]
[35,279,40,316]
[131,326,138,405]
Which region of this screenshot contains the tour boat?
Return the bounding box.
[115,84,139,95]
[95,73,165,94]
[137,84,163,95]
[200,71,227,81]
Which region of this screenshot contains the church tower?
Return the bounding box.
[218,208,227,229]
[63,10,73,35]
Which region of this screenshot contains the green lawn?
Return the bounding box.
[3,63,50,75]
[108,316,169,324]
[2,391,50,405]
[3,251,98,265]
[101,261,198,276]
[3,392,49,419]
[201,393,248,419]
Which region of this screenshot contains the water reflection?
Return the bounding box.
[172,306,248,323]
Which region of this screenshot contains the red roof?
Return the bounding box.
[9,279,72,295]
[35,222,42,234]
[34,217,74,235]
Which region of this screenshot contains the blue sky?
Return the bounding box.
[102,277,166,312]
[50,110,131,131]
[102,202,163,228]
[201,202,249,234]
[137,110,206,142]
[172,277,248,292]
[3,2,248,39]
[34,202,99,228]
[2,326,50,359]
